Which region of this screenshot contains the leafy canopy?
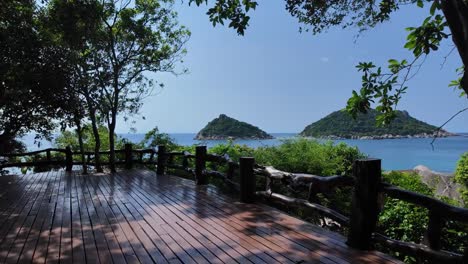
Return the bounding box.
[0,0,76,152]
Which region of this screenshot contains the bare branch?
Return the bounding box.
[430,107,468,149]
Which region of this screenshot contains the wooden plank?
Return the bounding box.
[17,171,59,263]
[79,174,127,264]
[6,172,53,263]
[0,172,49,262]
[46,171,66,264]
[73,173,100,264]
[116,171,266,263]
[32,171,63,263]
[134,170,398,261]
[172,179,382,263]
[77,174,114,263]
[131,171,314,263]
[0,169,402,264]
[89,173,166,263]
[112,171,235,263]
[70,172,87,264]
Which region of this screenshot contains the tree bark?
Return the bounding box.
[108,116,116,173]
[440,0,468,96]
[74,115,88,174]
[89,108,103,172]
[83,86,102,173]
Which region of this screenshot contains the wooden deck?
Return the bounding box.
[0,169,401,264]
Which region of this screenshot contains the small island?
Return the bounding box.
[300,109,454,139]
[195,114,274,140]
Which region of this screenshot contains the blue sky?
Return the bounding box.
[117,1,468,134]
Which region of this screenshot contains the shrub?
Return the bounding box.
[254,138,365,176]
[136,127,179,151]
[455,152,468,205]
[380,171,468,262]
[54,124,125,152]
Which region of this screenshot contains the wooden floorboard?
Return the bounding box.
[0,169,402,264]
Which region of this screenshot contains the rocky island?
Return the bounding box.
[300,109,454,139]
[195,114,273,140]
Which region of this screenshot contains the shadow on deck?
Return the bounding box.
[0,169,401,263]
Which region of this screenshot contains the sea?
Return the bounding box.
[20,133,468,173]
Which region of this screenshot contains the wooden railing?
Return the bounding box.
[160,146,241,191]
[1,145,467,262]
[252,159,468,263]
[374,184,468,262]
[254,165,354,227]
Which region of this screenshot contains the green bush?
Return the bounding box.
[254,138,365,176]
[208,140,255,160]
[135,127,179,151]
[379,171,433,243]
[54,124,125,152]
[455,152,468,205]
[379,171,467,262]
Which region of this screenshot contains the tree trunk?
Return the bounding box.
[108,117,116,173]
[74,117,88,174]
[89,109,103,173]
[440,0,468,96]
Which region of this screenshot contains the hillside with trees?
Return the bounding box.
[195,114,273,140]
[300,109,453,139]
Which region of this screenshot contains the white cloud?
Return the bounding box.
[320,57,330,63]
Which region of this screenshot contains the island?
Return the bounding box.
[300,109,454,139]
[195,114,274,140]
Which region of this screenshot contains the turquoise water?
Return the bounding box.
[21,133,468,173]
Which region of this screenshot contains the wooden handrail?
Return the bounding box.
[381,183,468,221]
[372,233,464,263]
[0,148,67,157]
[256,191,350,226]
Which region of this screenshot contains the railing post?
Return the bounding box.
[156,145,166,175]
[426,210,442,250]
[347,159,381,250]
[239,157,256,203]
[46,149,51,162]
[65,146,73,172]
[124,143,133,170]
[195,146,207,185]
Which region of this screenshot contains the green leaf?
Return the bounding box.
[430,1,438,15]
[417,0,424,8]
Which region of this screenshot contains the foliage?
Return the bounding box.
[301,108,442,138]
[43,0,191,172]
[196,114,272,139]
[345,1,455,125]
[380,171,433,240]
[208,139,255,160]
[135,127,179,151]
[54,125,125,152]
[254,138,364,176]
[455,152,468,205]
[91,0,190,171]
[379,171,467,262]
[0,0,75,152]
[189,0,258,35]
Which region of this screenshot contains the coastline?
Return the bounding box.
[301,131,456,140]
[194,135,275,140]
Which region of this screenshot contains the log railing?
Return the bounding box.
[1,145,467,262]
[250,158,467,263]
[160,146,241,190]
[0,144,155,171]
[253,165,355,227]
[374,183,468,263]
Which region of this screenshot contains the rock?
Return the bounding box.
[413,165,461,202]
